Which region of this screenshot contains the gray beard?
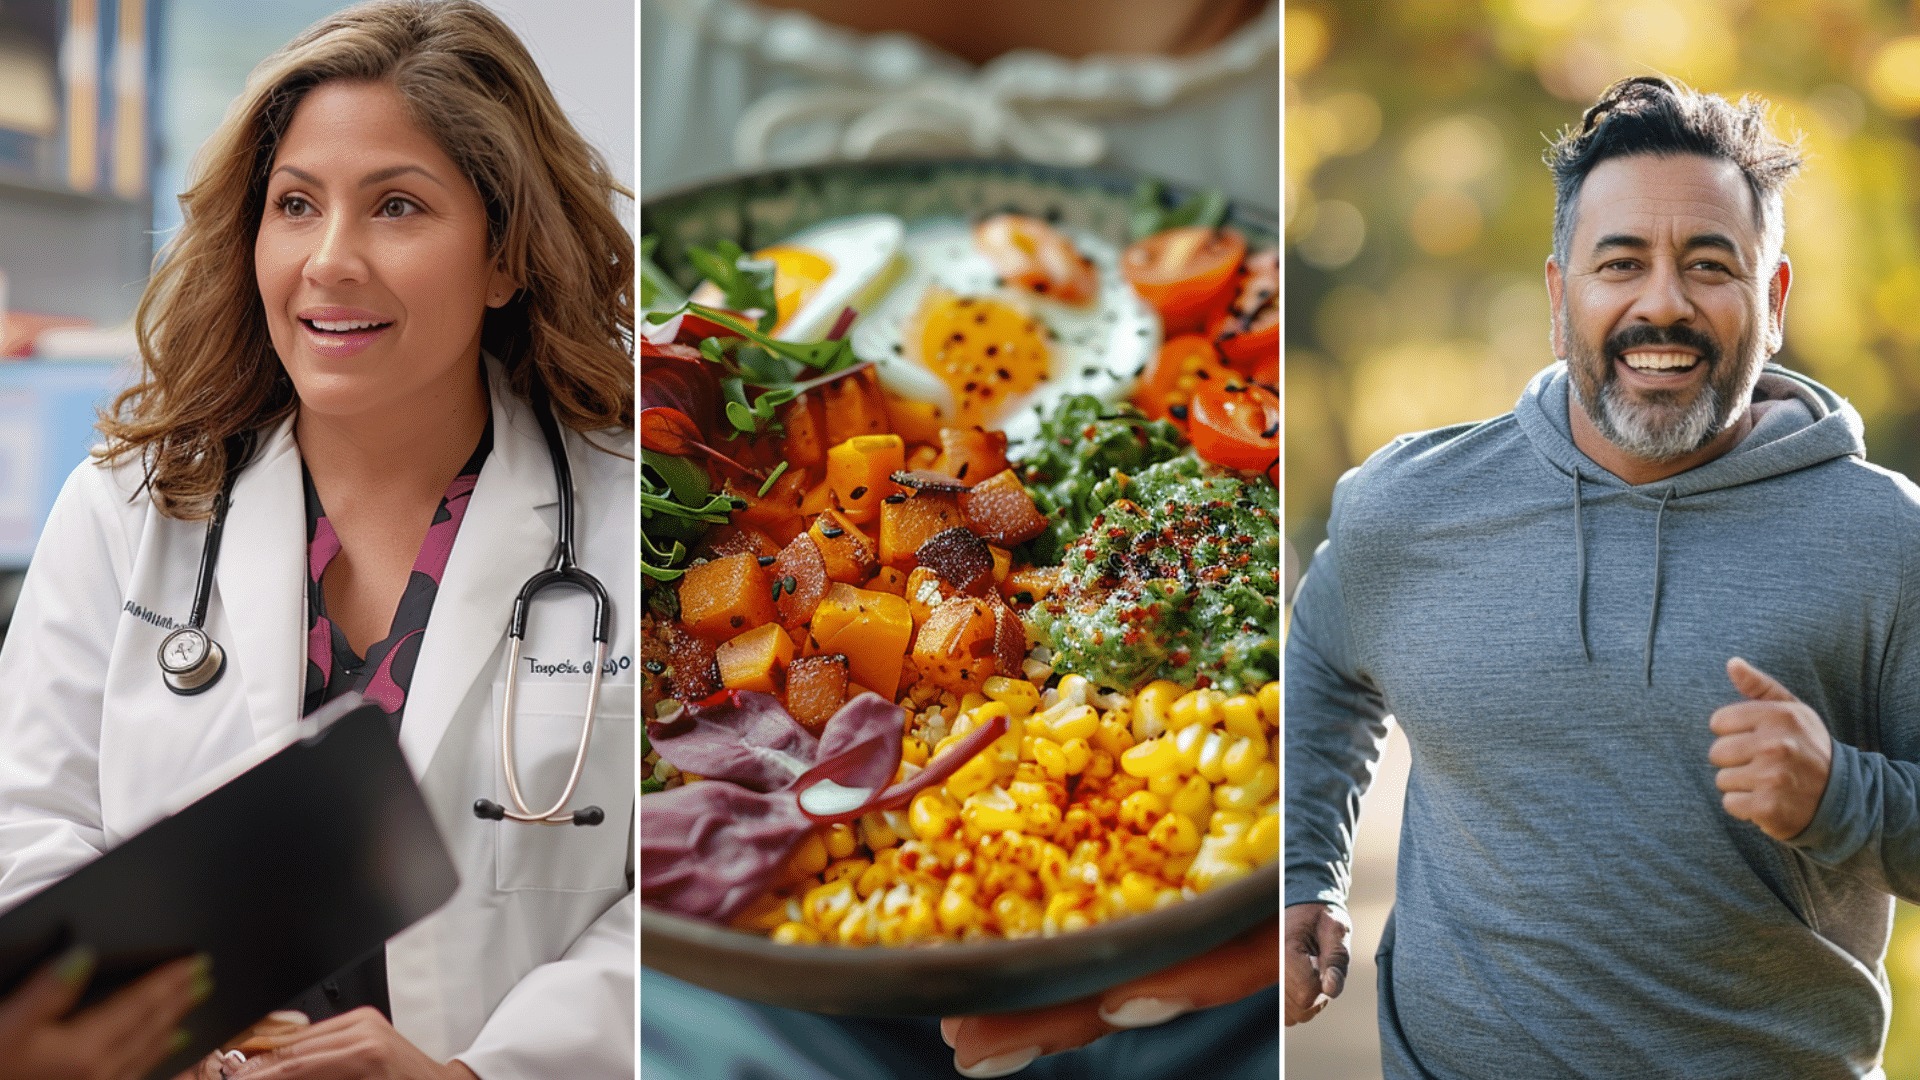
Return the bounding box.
[1571,373,1726,461]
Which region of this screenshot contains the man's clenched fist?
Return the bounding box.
[1708,657,1834,841]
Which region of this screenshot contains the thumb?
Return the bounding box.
[1728,657,1798,704]
[1316,916,1350,1000]
[0,946,92,1047]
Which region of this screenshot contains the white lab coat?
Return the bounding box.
[0,360,634,1080]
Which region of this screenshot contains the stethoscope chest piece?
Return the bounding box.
[159,626,225,695]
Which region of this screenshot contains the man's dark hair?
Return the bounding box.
[1545,76,1804,267]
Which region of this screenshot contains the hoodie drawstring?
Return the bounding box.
[1644,487,1675,687]
[1572,470,1590,663]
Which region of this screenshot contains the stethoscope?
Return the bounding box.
[157,388,612,827]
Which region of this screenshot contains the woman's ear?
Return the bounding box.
[485,264,520,309]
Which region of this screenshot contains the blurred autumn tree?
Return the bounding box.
[1285,2,1920,1073]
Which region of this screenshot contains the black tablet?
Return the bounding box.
[0,694,460,1078]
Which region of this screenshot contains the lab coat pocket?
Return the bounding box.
[490,678,634,893]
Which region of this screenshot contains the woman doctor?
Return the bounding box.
[0,2,634,1077]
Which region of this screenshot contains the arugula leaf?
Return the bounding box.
[686,240,779,333]
[1130,180,1229,241]
[640,449,711,505]
[640,235,688,311]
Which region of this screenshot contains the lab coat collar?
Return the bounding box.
[215,413,307,746]
[396,357,558,778]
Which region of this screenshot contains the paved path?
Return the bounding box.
[1285,722,1409,1080]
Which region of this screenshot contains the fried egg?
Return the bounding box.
[850,220,1160,447]
[685,215,906,341]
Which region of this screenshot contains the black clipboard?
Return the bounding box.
[0,694,460,1078]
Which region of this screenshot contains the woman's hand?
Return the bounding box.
[938,916,1277,1078]
[224,1009,474,1080]
[0,947,209,1080]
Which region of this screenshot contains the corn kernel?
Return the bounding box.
[1006,778,1057,808]
[960,692,988,714]
[1167,689,1218,732]
[1059,737,1091,776]
[1173,722,1207,770]
[1044,890,1088,925]
[1092,713,1135,756]
[993,892,1043,937]
[1214,760,1277,811]
[1161,851,1196,880]
[1209,809,1255,837]
[860,811,902,851]
[1050,704,1099,742]
[823,856,871,885]
[1119,790,1169,831]
[1084,748,1117,781]
[899,892,938,942]
[1058,909,1091,934]
[1169,774,1213,821]
[962,785,1028,834]
[901,736,930,767]
[1195,730,1229,784]
[909,790,959,841]
[855,859,894,898]
[1221,694,1264,741]
[984,860,1039,899]
[1257,681,1280,728]
[789,830,829,878]
[1245,811,1279,862]
[1054,673,1090,705]
[1032,737,1069,781]
[772,921,823,945]
[983,676,1041,715]
[825,822,859,860]
[836,904,875,946]
[802,880,856,930]
[730,893,789,933]
[1025,800,1063,836]
[1148,810,1201,855]
[1132,680,1182,740]
[1222,736,1266,784]
[945,749,998,800]
[938,888,983,934]
[1120,736,1181,778]
[1147,770,1183,798]
[947,871,980,899]
[1119,871,1160,913]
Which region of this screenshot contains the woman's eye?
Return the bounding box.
[379,196,418,218]
[278,195,312,218]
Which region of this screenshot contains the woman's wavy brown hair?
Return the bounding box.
[102,0,633,517]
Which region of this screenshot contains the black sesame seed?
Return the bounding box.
[883,493,908,504]
[986,344,999,357]
[1081,367,1099,378]
[782,575,798,593]
[1261,423,1278,438]
[757,555,778,567]
[1013,591,1033,604]
[957,463,969,479]
[851,486,868,500]
[643,659,665,674]
[820,524,845,539]
[997,367,1012,380]
[1169,404,1189,420]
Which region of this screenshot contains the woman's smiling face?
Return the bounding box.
[255,79,513,422]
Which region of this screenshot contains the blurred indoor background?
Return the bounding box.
[1286,1,1920,1077]
[0,0,630,644]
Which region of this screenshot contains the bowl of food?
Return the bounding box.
[639,158,1278,1017]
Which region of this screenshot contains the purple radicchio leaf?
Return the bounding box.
[639,781,811,923]
[646,690,818,793]
[639,692,1006,924]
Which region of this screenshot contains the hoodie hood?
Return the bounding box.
[1513,363,1865,682]
[1515,362,1865,494]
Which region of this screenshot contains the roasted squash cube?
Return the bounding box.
[878,491,964,567]
[826,434,904,525]
[809,508,878,584]
[933,427,1009,483]
[769,533,830,629]
[677,552,778,641]
[716,622,795,695]
[959,468,1048,547]
[786,654,850,734]
[810,583,913,700]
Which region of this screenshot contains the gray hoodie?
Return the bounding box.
[1286,364,1920,1079]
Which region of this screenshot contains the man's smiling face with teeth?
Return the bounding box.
[1546,152,1791,469]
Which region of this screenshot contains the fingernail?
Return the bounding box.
[189,970,214,1005]
[938,1018,960,1048]
[266,1010,310,1026]
[956,1046,1041,1078]
[166,1028,191,1054]
[1098,996,1191,1028]
[55,945,95,988]
[1325,967,1347,996]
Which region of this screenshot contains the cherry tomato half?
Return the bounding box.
[973,214,1099,305]
[1133,334,1238,427]
[1188,382,1279,475]
[1212,248,1278,378]
[1123,227,1246,334]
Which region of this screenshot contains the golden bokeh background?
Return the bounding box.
[1286,1,1920,1073]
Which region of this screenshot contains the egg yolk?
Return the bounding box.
[754,245,834,333]
[914,293,1050,427]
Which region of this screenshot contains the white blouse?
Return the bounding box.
[641,0,1279,209]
